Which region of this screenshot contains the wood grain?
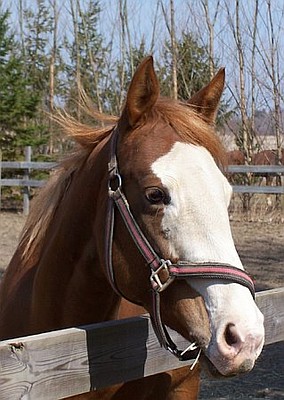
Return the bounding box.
[0,288,283,399]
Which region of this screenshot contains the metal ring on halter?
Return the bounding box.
[108,172,122,195]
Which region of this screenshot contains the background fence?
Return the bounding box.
[0,147,284,214]
[0,147,56,214]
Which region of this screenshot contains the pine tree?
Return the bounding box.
[160,32,211,100]
[23,1,51,97]
[159,31,229,127]
[105,39,149,115]
[64,0,107,117]
[0,9,40,159]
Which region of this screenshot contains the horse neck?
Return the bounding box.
[44,140,121,325]
[6,137,120,335]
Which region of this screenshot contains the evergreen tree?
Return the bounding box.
[64,0,107,117]
[23,1,68,155]
[160,32,211,100]
[105,39,148,115]
[23,1,51,97]
[159,31,229,127]
[0,9,40,159]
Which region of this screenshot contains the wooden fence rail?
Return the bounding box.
[0,287,283,399]
[228,165,284,194]
[228,165,284,174]
[0,148,284,214]
[0,146,57,214]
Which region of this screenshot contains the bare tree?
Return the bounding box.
[266,1,282,168]
[262,0,283,205]
[69,0,81,119]
[225,0,259,211]
[250,0,259,147]
[170,0,178,99]
[200,0,220,79]
[17,0,26,61]
[160,0,178,99]
[48,0,59,153]
[77,0,103,113]
[235,0,251,162]
[150,1,160,54]
[118,0,127,110]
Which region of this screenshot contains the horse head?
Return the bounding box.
[106,57,264,377]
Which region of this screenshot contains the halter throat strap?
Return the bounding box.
[105,128,255,361]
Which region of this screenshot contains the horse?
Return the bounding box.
[226,149,245,165]
[0,57,264,400]
[225,149,246,187]
[252,149,284,186]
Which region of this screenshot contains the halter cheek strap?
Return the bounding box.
[105,128,255,362]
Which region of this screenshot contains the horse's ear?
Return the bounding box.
[188,68,225,124]
[124,56,159,127]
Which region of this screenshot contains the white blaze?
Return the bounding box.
[151,142,264,368]
[151,143,237,264]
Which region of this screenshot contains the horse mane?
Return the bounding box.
[152,98,225,164]
[20,110,116,264]
[19,97,225,265]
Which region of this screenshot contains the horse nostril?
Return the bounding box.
[224,323,240,347]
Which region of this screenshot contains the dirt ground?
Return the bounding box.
[0,212,283,399]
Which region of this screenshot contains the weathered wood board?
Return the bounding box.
[0,287,283,399]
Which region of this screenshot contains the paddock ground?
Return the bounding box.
[0,212,283,399]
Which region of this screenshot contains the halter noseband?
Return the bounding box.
[105,127,255,362]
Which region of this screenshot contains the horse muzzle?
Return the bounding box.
[205,322,265,376]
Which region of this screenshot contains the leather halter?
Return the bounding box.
[105,127,255,361]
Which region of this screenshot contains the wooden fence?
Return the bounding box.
[227,165,284,194]
[0,147,57,215]
[0,287,283,399]
[0,147,284,214]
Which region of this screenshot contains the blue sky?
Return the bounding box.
[2,0,284,111]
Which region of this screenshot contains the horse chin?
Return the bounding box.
[200,354,226,378]
[200,354,255,378]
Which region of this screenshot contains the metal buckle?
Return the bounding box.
[150,259,174,292]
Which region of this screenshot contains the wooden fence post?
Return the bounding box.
[23,146,32,215]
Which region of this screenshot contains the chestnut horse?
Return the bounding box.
[253,149,284,186]
[226,150,246,186]
[0,57,264,400]
[226,150,245,165]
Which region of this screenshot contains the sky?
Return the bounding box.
[2,0,284,112]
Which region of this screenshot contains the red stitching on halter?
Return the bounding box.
[106,128,255,361]
[169,263,255,295]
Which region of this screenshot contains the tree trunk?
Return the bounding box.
[201,0,220,79]
[267,0,282,207]
[70,0,81,120]
[48,0,58,154]
[170,0,178,100]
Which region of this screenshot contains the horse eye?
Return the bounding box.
[145,187,169,205]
